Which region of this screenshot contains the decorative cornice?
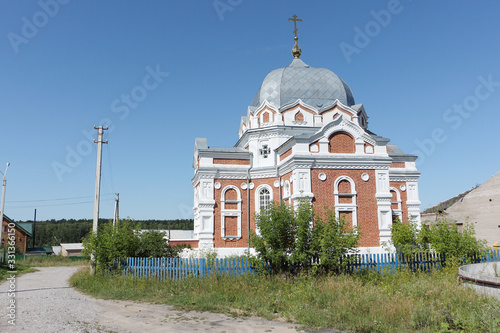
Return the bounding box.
[248,131,283,140]
[389,176,420,182]
[214,174,248,180]
[198,202,215,209]
[250,170,278,179]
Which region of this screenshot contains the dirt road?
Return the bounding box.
[0,266,328,333]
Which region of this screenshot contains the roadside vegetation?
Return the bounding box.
[70,266,500,332]
[82,220,186,273]
[70,202,498,332]
[0,254,87,280]
[0,262,36,280]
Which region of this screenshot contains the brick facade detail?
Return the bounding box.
[213,158,250,165]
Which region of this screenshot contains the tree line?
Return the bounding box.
[19,218,194,247]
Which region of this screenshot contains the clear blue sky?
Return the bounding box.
[1,1,499,221]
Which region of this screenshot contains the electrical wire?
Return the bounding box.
[6,198,114,209]
[7,193,115,203]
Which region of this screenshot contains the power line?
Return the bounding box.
[6,193,115,204]
[6,198,114,209]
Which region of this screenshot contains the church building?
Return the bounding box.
[191,16,421,255]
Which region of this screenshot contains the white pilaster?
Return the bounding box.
[197,179,215,248]
[291,168,314,206]
[406,181,422,228]
[375,169,392,246]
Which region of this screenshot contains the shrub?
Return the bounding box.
[82,220,139,273]
[390,218,487,267]
[82,220,183,274]
[250,201,296,273]
[425,219,487,266]
[312,207,360,273]
[251,200,360,274]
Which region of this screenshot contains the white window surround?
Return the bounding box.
[260,111,273,126]
[221,185,242,240]
[283,180,291,199]
[389,187,402,220]
[334,176,358,228]
[256,185,272,212]
[254,184,273,236]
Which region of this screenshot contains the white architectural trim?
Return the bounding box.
[220,185,242,240]
[254,184,273,236]
[333,176,358,228]
[255,184,273,213]
[389,187,402,220]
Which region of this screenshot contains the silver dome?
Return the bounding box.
[251,58,355,109]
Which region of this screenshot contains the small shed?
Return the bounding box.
[1,215,32,254]
[60,243,84,257]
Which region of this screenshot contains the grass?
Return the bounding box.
[14,254,89,267]
[0,254,89,281]
[70,267,500,332]
[0,263,37,280]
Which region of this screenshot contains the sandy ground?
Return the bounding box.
[0,266,341,333]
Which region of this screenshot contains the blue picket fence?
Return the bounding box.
[348,249,500,274]
[122,257,255,280]
[121,249,500,280]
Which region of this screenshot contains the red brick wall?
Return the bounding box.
[328,132,355,153]
[211,170,384,249]
[224,216,239,237]
[338,211,353,229]
[280,148,292,161]
[169,240,199,248]
[311,169,379,247]
[213,177,279,248]
[213,158,250,165]
[390,162,405,168]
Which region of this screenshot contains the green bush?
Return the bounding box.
[424,219,487,266]
[82,220,183,274]
[390,218,487,266]
[312,207,360,273]
[250,200,360,274]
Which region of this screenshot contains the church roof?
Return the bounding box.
[251,58,355,109]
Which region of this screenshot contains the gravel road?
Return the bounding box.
[0,266,337,333]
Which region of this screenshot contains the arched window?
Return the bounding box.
[328,131,355,154]
[390,187,402,222]
[295,111,304,122]
[254,185,273,236]
[262,112,270,123]
[259,187,271,212]
[221,186,242,240]
[283,180,291,199]
[334,176,358,229]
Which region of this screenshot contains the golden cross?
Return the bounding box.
[288,14,302,39]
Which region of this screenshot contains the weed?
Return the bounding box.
[70,267,500,332]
